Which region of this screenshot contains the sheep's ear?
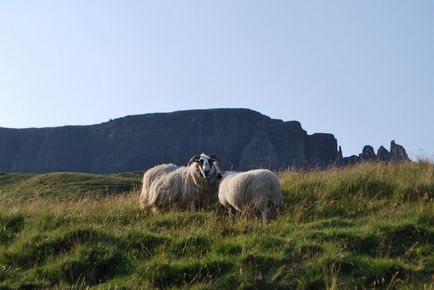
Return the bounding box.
[187,154,201,166]
[210,155,221,162]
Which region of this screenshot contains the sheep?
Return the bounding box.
[218,169,283,224]
[139,163,177,209]
[139,153,221,213]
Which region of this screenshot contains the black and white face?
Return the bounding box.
[188,153,220,180]
[198,154,214,179]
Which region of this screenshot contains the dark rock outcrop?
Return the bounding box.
[341,140,410,165]
[377,146,390,162]
[306,133,338,168]
[390,140,410,162]
[342,155,360,165]
[359,145,377,162]
[0,109,340,173]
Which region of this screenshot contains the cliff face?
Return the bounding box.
[0,109,340,173]
[238,122,338,169]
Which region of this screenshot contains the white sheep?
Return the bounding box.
[139,163,177,209]
[218,169,283,224]
[139,153,221,213]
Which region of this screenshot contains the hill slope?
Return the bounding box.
[0,162,433,289]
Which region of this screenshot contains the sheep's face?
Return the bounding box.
[188,153,220,181]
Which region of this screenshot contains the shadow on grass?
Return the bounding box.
[2,227,168,268]
[140,259,234,288]
[0,213,25,245]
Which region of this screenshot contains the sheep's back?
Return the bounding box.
[142,164,177,190]
[151,165,207,207]
[219,169,282,210]
[243,169,282,204]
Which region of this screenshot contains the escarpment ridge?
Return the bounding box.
[0,108,409,173]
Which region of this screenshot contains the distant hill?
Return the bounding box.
[0,108,408,173]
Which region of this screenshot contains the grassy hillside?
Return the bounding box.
[0,172,142,201]
[0,162,433,289]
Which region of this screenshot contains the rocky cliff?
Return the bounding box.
[0,109,409,173]
[341,140,410,165]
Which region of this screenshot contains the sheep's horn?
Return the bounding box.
[187,154,201,166]
[210,155,221,162]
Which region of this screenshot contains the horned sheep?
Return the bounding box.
[139,153,221,213]
[218,169,283,224]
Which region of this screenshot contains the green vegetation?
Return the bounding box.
[0,172,141,200]
[0,162,433,289]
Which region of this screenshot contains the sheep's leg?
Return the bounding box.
[228,206,235,221]
[275,205,281,217]
[270,201,281,219]
[234,209,241,220]
[190,201,196,213]
[261,208,269,225]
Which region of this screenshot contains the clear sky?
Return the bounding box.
[1,1,433,159]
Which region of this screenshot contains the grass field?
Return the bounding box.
[0,162,433,289]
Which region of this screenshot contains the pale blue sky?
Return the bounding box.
[0,1,433,159]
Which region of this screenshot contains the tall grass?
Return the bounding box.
[0,162,433,289]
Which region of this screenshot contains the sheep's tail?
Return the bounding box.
[139,189,151,210]
[140,171,154,209]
